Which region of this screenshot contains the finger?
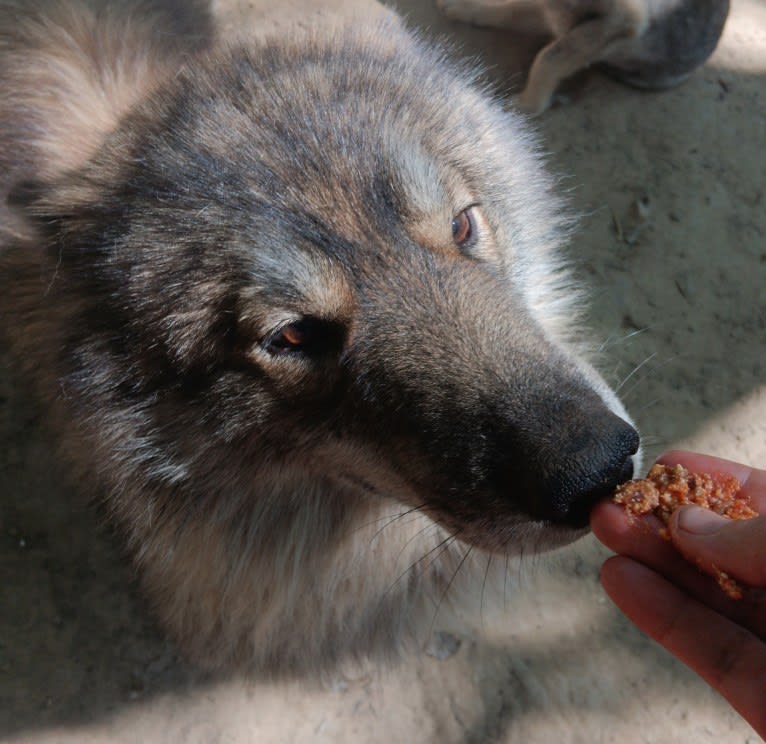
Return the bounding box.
[669,506,766,587]
[594,448,766,594]
[601,556,766,738]
[592,501,726,599]
[658,450,766,513]
[591,501,766,632]
[591,500,673,563]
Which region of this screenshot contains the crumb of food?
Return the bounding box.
[613,463,756,599]
[712,567,744,601]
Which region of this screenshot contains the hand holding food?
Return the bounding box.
[591,451,766,738]
[613,462,756,598]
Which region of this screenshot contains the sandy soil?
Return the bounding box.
[1,1,765,742]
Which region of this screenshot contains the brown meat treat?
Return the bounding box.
[613,463,757,599]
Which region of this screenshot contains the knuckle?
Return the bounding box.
[709,626,751,690]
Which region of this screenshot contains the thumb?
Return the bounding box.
[668,506,766,588]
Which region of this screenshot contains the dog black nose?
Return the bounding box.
[508,410,640,528]
[542,416,639,527]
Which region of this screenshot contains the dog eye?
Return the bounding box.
[261,317,344,358]
[451,208,474,247]
[262,321,310,355]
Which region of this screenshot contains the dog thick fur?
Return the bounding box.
[438,0,730,113]
[0,0,639,677]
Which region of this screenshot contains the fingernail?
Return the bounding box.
[677,506,726,536]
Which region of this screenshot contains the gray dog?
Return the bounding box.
[0,0,639,676]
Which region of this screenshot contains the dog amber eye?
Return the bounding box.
[263,321,309,355]
[451,208,473,247]
[261,317,345,358]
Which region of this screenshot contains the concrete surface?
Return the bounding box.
[1,0,765,742]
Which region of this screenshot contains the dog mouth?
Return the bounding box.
[417,501,592,556]
[458,520,590,556]
[333,469,589,556]
[405,452,636,555]
[328,422,639,556]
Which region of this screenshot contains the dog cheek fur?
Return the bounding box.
[132,474,455,675]
[0,252,453,677]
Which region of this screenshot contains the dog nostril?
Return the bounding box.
[544,419,640,527]
[618,455,634,483]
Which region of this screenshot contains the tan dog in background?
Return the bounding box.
[438,0,730,113]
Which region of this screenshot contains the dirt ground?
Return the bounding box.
[1,0,765,742]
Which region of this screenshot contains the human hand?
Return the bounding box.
[590,450,766,738]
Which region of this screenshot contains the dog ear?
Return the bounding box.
[0,0,213,192]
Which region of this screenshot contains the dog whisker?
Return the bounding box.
[393,522,442,564]
[429,544,473,638]
[614,351,658,392]
[620,353,683,402]
[503,551,510,612]
[598,324,653,352]
[480,552,493,629]
[382,532,458,600]
[632,397,662,413]
[365,503,428,542]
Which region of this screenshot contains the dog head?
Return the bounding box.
[11,22,638,563]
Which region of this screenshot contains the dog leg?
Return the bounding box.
[437,0,548,34]
[517,14,639,114]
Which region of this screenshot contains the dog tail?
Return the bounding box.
[0,0,213,194]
